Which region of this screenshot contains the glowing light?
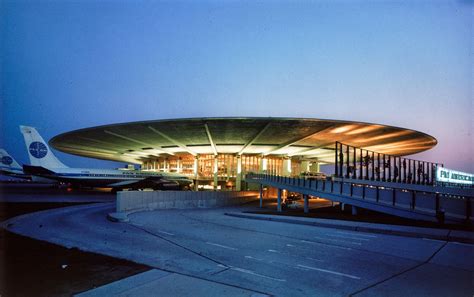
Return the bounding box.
[237,158,242,174]
[353,130,412,143]
[262,158,268,171]
[287,159,292,173]
[346,125,382,135]
[330,125,358,134]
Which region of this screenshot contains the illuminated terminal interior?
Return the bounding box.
[50,117,437,190]
[140,154,304,190]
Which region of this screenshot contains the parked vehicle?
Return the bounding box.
[301,172,327,180]
[282,192,302,210]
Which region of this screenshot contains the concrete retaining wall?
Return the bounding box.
[378,188,393,205]
[395,190,412,209]
[117,191,259,212]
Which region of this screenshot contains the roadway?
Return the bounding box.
[0,183,115,203]
[3,203,474,296]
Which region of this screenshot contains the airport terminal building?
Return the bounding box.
[49,117,437,191]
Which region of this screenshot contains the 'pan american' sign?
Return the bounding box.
[436,167,474,185]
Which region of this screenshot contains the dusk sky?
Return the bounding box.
[1,0,472,172]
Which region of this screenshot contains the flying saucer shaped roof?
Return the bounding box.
[50,117,437,164]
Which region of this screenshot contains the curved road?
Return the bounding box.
[3,203,474,296]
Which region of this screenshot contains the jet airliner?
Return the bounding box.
[0,149,31,180]
[20,126,193,191]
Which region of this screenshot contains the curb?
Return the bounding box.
[224,212,474,244]
[106,208,149,223]
[107,212,130,222]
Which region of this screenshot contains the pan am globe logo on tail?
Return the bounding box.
[1,156,13,165]
[29,142,48,159]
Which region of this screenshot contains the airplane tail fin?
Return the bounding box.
[0,148,22,170]
[20,126,68,169]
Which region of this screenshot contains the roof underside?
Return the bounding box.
[50,117,437,164]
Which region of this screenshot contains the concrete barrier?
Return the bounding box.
[394,190,412,209]
[352,185,364,198]
[414,192,436,214]
[364,187,377,202]
[116,191,259,212]
[440,196,467,221]
[379,188,394,205]
[342,183,352,196]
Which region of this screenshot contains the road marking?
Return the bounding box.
[295,266,309,271]
[268,249,281,253]
[157,230,174,236]
[231,267,286,282]
[452,242,474,247]
[422,238,445,243]
[300,240,352,250]
[245,255,264,261]
[336,231,377,238]
[306,257,324,262]
[206,242,237,250]
[313,236,362,245]
[297,264,361,280]
[328,234,370,241]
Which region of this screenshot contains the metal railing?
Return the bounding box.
[334,142,443,186]
[245,173,473,224]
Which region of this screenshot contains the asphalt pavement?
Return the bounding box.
[3,202,473,296]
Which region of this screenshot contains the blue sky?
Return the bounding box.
[1,0,472,172]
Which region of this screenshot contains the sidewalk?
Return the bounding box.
[225,212,474,244]
[75,269,268,297]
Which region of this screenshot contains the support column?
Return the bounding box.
[177,158,182,173]
[193,156,199,191]
[351,205,358,216]
[226,157,233,181]
[310,161,320,173]
[341,203,345,212]
[301,161,310,174]
[236,155,242,191]
[352,147,357,179]
[260,157,267,173]
[304,194,309,213]
[282,158,292,176]
[213,156,218,191]
[259,184,263,208]
[277,188,282,212]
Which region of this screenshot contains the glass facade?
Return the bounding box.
[141,154,314,190]
[142,154,307,175]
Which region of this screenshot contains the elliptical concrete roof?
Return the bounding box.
[50,117,437,164]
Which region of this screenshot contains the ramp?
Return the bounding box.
[245,174,474,224]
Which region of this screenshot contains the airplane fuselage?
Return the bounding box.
[26,166,193,188]
[0,166,30,179]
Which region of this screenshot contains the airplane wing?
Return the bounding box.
[0,169,31,180]
[107,176,182,190]
[23,165,191,190]
[23,165,57,176]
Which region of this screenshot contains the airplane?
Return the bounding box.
[0,148,31,180]
[20,126,194,191]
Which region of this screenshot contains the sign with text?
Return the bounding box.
[436,167,474,185]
